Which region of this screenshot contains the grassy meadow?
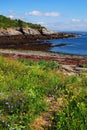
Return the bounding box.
[0,55,87,130]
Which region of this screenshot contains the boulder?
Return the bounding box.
[27,28,41,35]
[0,28,8,36]
[0,28,22,36]
[7,28,22,35]
[41,28,55,35]
[22,28,29,35]
[16,28,41,35]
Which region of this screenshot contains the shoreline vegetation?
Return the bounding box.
[0,15,87,130]
[0,49,87,65]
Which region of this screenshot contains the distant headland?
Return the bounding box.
[0,15,75,40]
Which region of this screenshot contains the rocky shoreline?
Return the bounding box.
[0,49,87,75]
[1,27,87,73]
[0,27,76,52]
[0,27,75,45]
[1,49,87,65]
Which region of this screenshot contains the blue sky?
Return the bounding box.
[0,0,87,31]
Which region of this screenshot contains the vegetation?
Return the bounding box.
[49,74,87,130]
[0,15,45,29]
[79,64,87,68]
[0,56,87,130]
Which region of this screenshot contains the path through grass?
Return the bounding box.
[0,56,87,130]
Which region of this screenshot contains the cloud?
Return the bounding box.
[7,10,27,21]
[26,10,60,17]
[8,15,14,19]
[37,21,45,25]
[39,21,87,31]
[72,19,81,22]
[84,19,87,22]
[44,12,60,17]
[28,10,41,16]
[7,10,16,19]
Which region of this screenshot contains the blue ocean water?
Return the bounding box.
[48,32,87,55]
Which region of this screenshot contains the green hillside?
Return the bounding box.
[0,15,44,29]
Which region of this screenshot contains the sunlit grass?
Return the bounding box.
[0,55,87,130]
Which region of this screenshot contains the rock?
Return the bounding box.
[21,28,40,35]
[21,28,29,35]
[0,27,43,36]
[7,28,22,35]
[62,65,75,73]
[41,28,55,35]
[0,28,8,36]
[75,67,87,72]
[0,27,75,39]
[28,28,41,35]
[0,28,22,36]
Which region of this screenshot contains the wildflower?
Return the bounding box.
[7,124,10,127]
[2,120,5,123]
[20,98,23,101]
[5,102,9,105]
[11,106,14,108]
[0,113,3,116]
[10,110,13,114]
[8,105,11,108]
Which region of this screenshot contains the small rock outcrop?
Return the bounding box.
[0,27,55,36]
[41,28,55,35]
[21,28,41,35]
[28,28,41,35]
[0,28,22,36]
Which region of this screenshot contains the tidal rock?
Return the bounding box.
[21,28,41,35]
[41,28,55,35]
[0,28,22,36]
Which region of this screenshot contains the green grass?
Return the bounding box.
[49,74,87,130]
[0,55,87,130]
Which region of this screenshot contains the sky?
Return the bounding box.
[0,0,87,31]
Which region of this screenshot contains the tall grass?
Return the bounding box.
[0,56,62,129]
[0,56,87,130]
[49,75,87,130]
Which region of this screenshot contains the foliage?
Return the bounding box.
[0,56,62,129]
[19,59,61,70]
[0,55,87,129]
[49,75,87,130]
[0,15,44,29]
[79,64,87,68]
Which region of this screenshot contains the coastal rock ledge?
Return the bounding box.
[0,27,55,36]
[0,27,75,45]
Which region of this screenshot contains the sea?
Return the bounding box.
[47,31,87,56]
